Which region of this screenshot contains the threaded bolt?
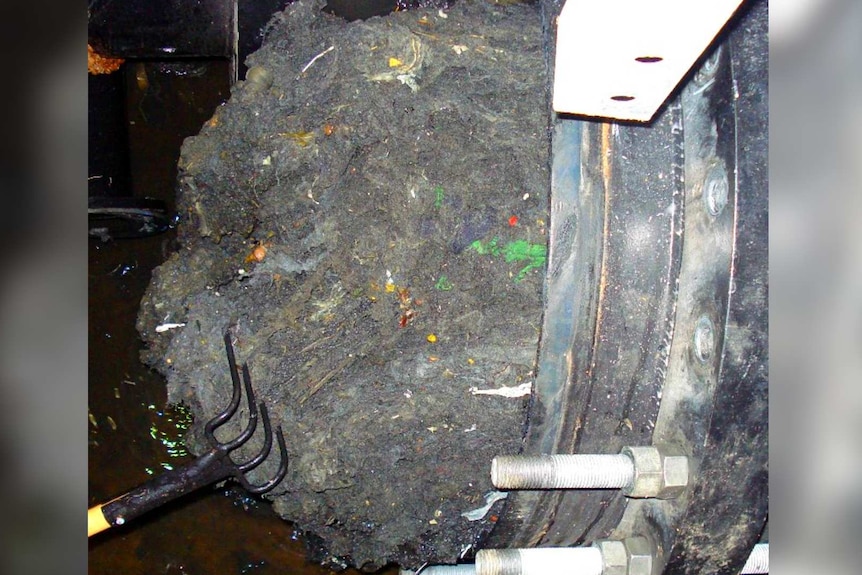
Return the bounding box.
[400,566,477,575]
[741,543,768,574]
[492,447,689,499]
[416,542,759,575]
[475,548,603,575]
[492,454,634,490]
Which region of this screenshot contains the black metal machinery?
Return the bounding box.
[485,1,768,573]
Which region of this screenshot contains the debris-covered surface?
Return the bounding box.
[137,0,549,569]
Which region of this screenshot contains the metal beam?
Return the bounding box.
[552,0,745,122]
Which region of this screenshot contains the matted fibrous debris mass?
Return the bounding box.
[137,0,548,569]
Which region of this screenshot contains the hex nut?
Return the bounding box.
[624,537,654,575]
[621,446,690,499]
[594,539,627,575]
[621,446,663,498]
[659,453,690,499]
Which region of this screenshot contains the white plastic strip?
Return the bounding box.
[553,0,744,121]
[469,382,532,398]
[155,322,186,332]
[461,491,508,521]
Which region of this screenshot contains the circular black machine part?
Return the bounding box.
[488,1,768,573]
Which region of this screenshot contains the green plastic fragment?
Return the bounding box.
[435,275,453,291]
[502,239,547,280]
[470,237,501,256]
[469,237,546,281]
[434,186,444,208]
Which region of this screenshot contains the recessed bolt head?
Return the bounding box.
[703,163,729,217]
[624,537,654,575]
[693,315,715,364]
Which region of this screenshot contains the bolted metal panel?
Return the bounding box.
[492,3,766,571]
[659,0,769,572]
[490,80,687,549]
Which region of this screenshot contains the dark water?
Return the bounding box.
[87,59,395,575]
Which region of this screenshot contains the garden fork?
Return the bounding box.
[88,331,288,536]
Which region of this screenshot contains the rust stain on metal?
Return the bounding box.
[589,122,614,378]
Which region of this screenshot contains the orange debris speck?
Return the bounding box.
[88,44,124,75]
[245,243,268,264]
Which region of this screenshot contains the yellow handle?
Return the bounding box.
[88,505,111,537]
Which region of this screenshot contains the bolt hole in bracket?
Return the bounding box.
[552,0,746,122]
[483,1,767,574]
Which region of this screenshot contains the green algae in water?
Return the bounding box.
[144,402,193,473]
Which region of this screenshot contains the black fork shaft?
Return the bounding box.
[97,448,237,528]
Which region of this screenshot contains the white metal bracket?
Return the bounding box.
[552,0,745,122]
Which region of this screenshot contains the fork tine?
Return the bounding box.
[204,332,244,441]
[219,363,259,450]
[208,330,288,494]
[240,426,289,495]
[237,401,274,472]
